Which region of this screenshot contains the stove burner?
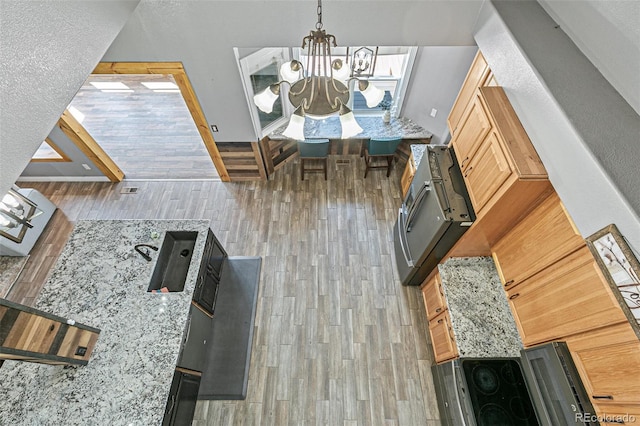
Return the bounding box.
[501,363,518,385]
[478,403,513,426]
[472,365,499,395]
[511,396,534,420]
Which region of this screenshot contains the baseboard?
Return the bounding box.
[17,176,111,182]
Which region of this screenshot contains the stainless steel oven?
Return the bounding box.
[393,145,475,286]
[432,342,599,425]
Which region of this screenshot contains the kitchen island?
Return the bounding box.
[0,219,211,425]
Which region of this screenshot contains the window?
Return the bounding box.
[235,48,292,139]
[236,46,417,137]
[297,46,417,116]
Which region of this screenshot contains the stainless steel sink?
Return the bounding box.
[147,231,198,292]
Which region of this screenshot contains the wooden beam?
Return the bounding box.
[58,110,124,182]
[93,62,231,182]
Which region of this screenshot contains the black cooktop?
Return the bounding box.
[462,359,539,426]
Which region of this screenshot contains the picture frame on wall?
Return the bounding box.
[586,224,640,340]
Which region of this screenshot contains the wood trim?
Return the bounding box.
[216,142,267,181]
[92,62,231,182]
[30,137,71,163]
[58,110,124,182]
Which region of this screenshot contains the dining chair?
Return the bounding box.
[297,138,330,180]
[363,137,402,178]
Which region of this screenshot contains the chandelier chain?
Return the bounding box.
[316,0,323,30]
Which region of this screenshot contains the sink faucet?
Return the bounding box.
[134,244,158,261]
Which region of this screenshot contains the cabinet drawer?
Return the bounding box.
[421,271,446,320]
[493,192,584,289]
[428,311,458,363]
[506,246,628,346]
[592,403,640,425]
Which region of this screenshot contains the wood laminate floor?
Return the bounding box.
[6,157,441,425]
[69,74,218,180]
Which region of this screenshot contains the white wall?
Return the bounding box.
[403,46,478,145]
[0,0,139,197]
[538,0,640,116]
[19,126,106,180]
[474,0,640,252]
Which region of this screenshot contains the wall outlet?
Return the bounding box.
[210,124,219,132]
[430,108,438,118]
[81,163,91,170]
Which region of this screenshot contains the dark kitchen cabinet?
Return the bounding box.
[162,369,201,426]
[192,230,228,317]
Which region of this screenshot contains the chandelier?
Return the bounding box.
[253,0,385,140]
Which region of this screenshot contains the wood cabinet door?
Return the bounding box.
[565,323,640,414]
[421,271,446,320]
[506,246,628,346]
[463,131,512,213]
[492,191,584,289]
[450,95,492,172]
[448,51,490,136]
[572,341,640,404]
[429,311,458,363]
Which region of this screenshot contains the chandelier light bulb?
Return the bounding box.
[280,60,302,84]
[358,80,385,108]
[331,59,350,83]
[339,105,363,139]
[1,193,20,209]
[282,106,306,140]
[0,213,16,229]
[253,84,280,114]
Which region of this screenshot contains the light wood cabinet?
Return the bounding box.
[448,51,491,137]
[594,403,640,425]
[506,246,628,346]
[428,310,458,363]
[564,322,640,408]
[463,131,512,212]
[421,271,458,363]
[451,95,492,169]
[400,152,416,199]
[447,86,552,258]
[421,271,446,320]
[492,191,585,290]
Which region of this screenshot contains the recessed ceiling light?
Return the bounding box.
[90,82,130,90]
[100,89,134,93]
[152,89,181,93]
[141,82,179,90]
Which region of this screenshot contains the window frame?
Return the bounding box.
[235,47,293,139]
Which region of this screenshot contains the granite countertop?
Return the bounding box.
[269,116,433,140]
[0,219,210,426]
[437,257,523,358]
[410,144,428,168]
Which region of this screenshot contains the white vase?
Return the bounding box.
[383,110,391,124]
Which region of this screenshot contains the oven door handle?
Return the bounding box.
[451,363,469,425]
[406,181,431,232]
[397,208,414,268]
